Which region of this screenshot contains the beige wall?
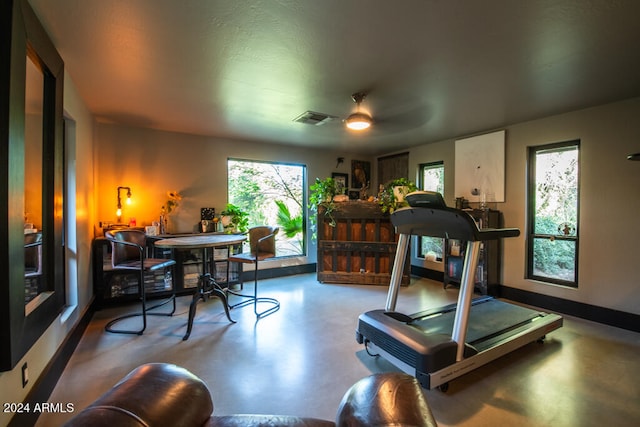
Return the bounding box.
[407,97,640,315]
[501,98,640,314]
[94,123,372,265]
[95,98,640,316]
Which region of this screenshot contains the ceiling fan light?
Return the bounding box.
[345,112,372,130]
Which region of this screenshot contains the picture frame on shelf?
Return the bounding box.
[331,172,348,194]
[351,160,370,190]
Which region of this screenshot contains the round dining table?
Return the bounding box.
[154,233,246,340]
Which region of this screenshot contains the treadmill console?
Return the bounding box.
[405,191,447,209]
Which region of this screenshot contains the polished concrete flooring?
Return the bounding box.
[36,273,639,426]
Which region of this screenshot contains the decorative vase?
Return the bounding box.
[159,214,167,234]
[221,215,235,233]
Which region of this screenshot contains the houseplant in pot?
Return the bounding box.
[378,178,417,214]
[309,177,338,236]
[220,203,249,233]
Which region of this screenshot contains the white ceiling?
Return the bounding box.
[28,0,640,154]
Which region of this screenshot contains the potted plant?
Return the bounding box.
[220,203,249,233]
[378,178,417,214]
[309,177,338,235]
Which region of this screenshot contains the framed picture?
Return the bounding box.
[454,130,505,202]
[332,172,348,194]
[351,160,370,189]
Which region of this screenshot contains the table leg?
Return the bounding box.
[183,289,203,341]
[183,271,236,340]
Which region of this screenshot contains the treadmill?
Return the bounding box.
[356,191,563,390]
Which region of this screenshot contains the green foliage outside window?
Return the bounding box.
[530,143,579,285]
[228,159,305,256]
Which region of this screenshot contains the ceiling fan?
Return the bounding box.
[293,91,429,134]
[342,90,430,134]
[345,92,373,131]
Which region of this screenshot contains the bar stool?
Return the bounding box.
[227,226,280,318]
[105,229,177,334]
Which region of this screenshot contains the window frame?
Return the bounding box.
[227,158,307,258]
[526,140,580,287]
[417,161,445,260]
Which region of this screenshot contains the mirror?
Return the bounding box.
[1,0,65,371]
[24,51,45,306]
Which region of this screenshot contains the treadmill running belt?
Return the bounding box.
[409,299,545,344]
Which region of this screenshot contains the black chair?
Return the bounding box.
[24,232,43,278]
[25,232,43,303]
[104,229,177,335]
[227,226,280,318]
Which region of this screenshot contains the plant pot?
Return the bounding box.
[393,186,409,203]
[220,215,236,232]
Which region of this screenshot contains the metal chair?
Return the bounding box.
[24,232,43,278]
[25,232,43,303]
[104,229,177,334]
[227,226,280,318]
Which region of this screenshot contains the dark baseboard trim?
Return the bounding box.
[9,302,95,427]
[411,267,639,332]
[411,265,444,283]
[499,285,639,333]
[241,263,316,282]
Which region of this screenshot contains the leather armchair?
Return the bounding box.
[63,363,437,427]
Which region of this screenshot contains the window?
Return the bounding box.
[228,159,306,257]
[527,141,580,286]
[418,162,445,260]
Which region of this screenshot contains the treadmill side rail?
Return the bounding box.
[363,311,563,390]
[427,313,563,389]
[385,233,410,312]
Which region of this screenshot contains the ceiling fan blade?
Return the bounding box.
[373,103,431,132]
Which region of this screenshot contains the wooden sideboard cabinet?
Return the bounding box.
[317,201,410,286]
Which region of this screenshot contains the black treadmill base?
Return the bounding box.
[357,297,563,388]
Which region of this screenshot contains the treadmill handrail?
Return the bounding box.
[391,206,520,241]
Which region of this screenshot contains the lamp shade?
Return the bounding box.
[345,112,372,130]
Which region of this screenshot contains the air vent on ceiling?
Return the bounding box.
[293,111,337,126]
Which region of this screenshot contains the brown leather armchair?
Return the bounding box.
[63,363,437,427]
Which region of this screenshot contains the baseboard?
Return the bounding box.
[8,302,95,427]
[242,263,316,282]
[499,285,640,333]
[411,265,444,282]
[411,267,639,333]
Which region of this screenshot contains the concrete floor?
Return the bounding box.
[36,273,640,426]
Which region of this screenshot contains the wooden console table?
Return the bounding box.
[317,201,410,286]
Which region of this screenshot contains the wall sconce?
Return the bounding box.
[116,186,132,222]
